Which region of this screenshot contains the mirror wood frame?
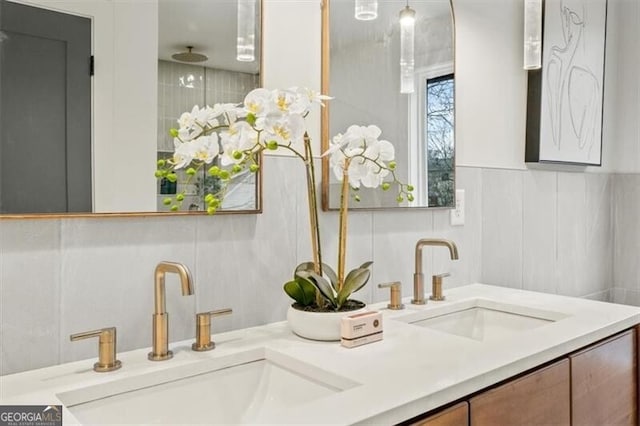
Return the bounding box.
[0,0,264,220]
[320,0,457,211]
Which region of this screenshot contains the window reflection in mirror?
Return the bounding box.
[321,0,455,210]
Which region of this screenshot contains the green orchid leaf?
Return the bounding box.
[295,262,316,275]
[297,270,336,307]
[359,261,373,270]
[322,263,339,291]
[283,277,316,306]
[337,267,371,308]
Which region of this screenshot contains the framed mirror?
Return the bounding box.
[0,0,262,218]
[321,0,455,210]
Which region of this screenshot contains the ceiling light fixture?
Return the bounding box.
[171,46,208,63]
[524,0,542,70]
[355,0,378,21]
[399,4,416,94]
[237,0,256,62]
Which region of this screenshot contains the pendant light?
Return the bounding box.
[237,0,256,62]
[399,4,416,94]
[355,0,378,21]
[523,0,542,70]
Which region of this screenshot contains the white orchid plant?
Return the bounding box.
[156,87,413,311]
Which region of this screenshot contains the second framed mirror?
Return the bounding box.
[321,0,455,210]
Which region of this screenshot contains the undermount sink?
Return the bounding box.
[396,298,568,342]
[57,347,359,425]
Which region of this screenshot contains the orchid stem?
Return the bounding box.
[303,132,324,305]
[337,158,351,291]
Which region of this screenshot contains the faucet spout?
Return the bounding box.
[412,238,459,305]
[153,261,194,315]
[149,261,194,361]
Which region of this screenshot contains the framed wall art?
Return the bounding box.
[526,0,608,166]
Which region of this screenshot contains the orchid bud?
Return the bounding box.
[396,194,404,203]
[354,195,361,202]
[208,166,220,176]
[205,194,214,203]
[407,194,415,202]
[163,198,172,205]
[381,182,391,191]
[207,206,217,215]
[266,140,278,150]
[186,168,196,176]
[219,170,230,180]
[246,113,257,126]
[388,161,397,170]
[407,185,414,192]
[232,150,243,160]
[232,164,243,174]
[166,173,177,183]
[157,159,166,167]
[169,128,179,138]
[176,194,185,202]
[154,170,164,178]
[249,164,260,173]
[170,205,179,212]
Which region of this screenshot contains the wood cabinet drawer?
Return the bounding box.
[570,329,637,426]
[409,402,468,426]
[469,358,570,426]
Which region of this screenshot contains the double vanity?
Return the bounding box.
[1,284,639,425]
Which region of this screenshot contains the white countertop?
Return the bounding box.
[2,284,640,425]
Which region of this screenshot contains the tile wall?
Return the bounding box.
[0,161,631,375]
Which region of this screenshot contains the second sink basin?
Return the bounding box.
[396,298,568,342]
[58,347,359,424]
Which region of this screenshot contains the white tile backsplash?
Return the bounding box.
[481,169,524,288]
[0,220,61,375]
[1,166,638,375]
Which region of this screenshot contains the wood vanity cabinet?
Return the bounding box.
[570,329,637,426]
[409,402,468,426]
[405,328,639,426]
[469,358,570,426]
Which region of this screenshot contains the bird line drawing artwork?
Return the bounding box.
[543,0,602,162]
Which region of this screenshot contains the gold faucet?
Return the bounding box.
[412,239,458,305]
[148,261,194,361]
[70,327,122,372]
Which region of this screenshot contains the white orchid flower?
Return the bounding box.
[363,139,395,163]
[261,112,306,146]
[295,87,333,108]
[208,103,239,126]
[328,125,395,189]
[243,88,272,117]
[220,121,258,165]
[191,134,220,164]
[172,139,195,169]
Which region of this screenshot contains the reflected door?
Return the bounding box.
[0,0,91,213]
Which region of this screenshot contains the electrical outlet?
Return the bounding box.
[450,189,465,226]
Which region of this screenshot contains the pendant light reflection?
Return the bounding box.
[237,0,256,62]
[523,0,542,70]
[399,5,416,94]
[355,0,378,21]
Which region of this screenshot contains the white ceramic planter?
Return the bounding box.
[287,304,367,341]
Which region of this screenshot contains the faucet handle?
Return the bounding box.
[378,282,405,310]
[70,327,122,372]
[429,273,450,301]
[192,308,233,352]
